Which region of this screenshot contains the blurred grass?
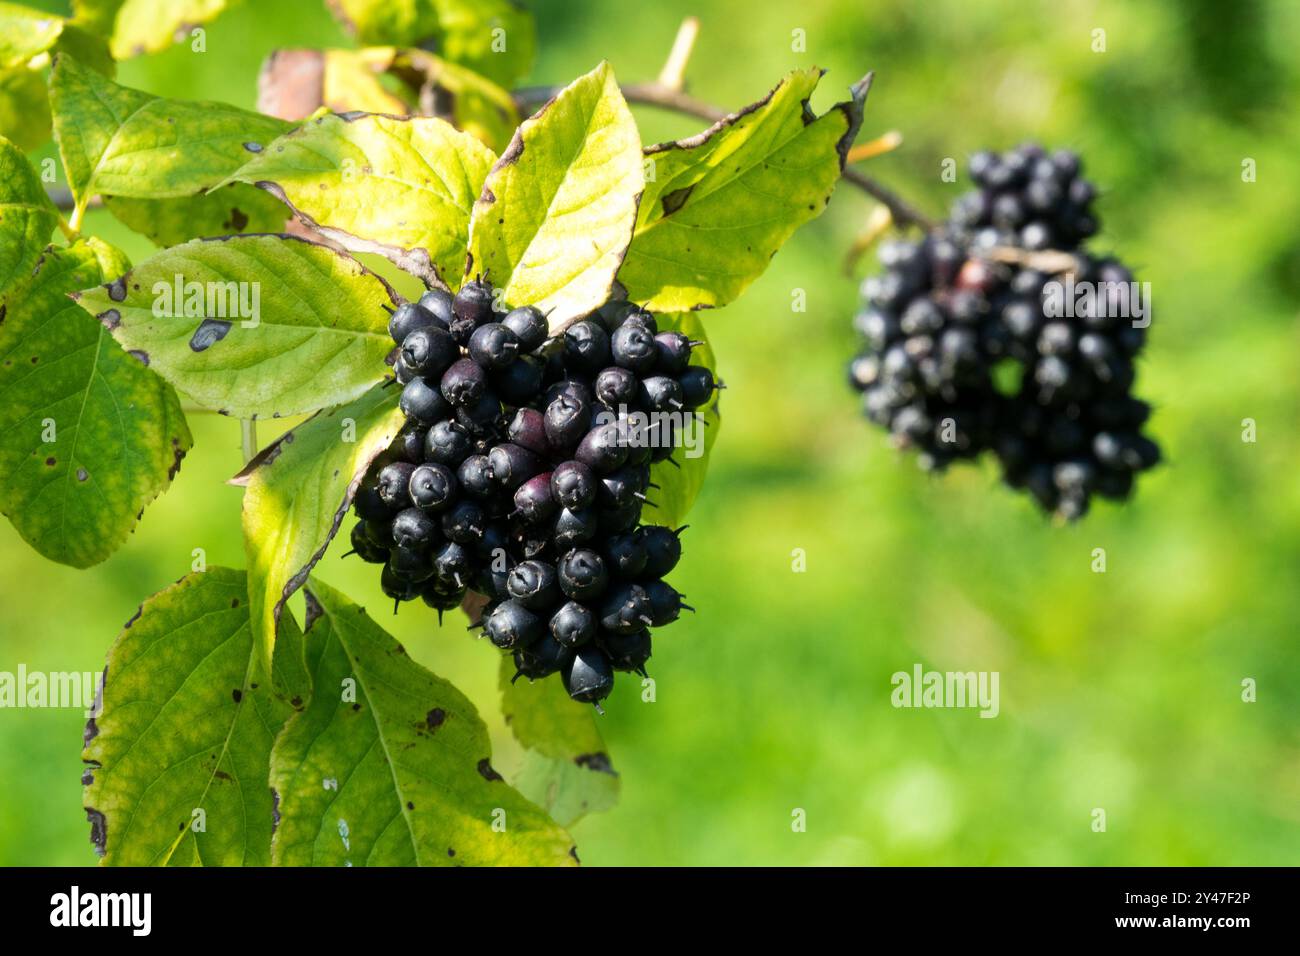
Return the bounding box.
[2,0,1298,866]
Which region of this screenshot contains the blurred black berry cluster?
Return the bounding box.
[848,144,1160,519]
[348,279,717,707]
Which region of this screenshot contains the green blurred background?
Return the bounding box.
[3,0,1298,866]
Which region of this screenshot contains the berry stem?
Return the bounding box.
[241,419,258,466]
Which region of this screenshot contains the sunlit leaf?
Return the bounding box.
[72,234,396,418]
[270,578,577,866]
[0,238,192,568]
[82,567,288,866]
[467,61,642,329]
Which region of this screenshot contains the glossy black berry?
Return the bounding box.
[451,279,495,342]
[391,507,439,551]
[424,421,472,466]
[457,454,495,498]
[549,601,596,648]
[400,326,458,378]
[488,443,545,489]
[550,460,596,510]
[507,408,550,456]
[376,461,417,509]
[563,320,611,375]
[513,473,557,524]
[603,529,647,578]
[553,507,599,550]
[575,422,629,473]
[506,560,560,611]
[440,357,488,408]
[348,520,389,563]
[441,499,485,544]
[388,546,435,582]
[557,548,608,601]
[641,525,683,578]
[594,366,639,408]
[502,305,548,351]
[409,463,456,513]
[562,646,614,704]
[399,377,451,425]
[643,580,686,626]
[678,366,716,409]
[543,393,592,451]
[653,332,694,375]
[388,301,437,346]
[416,288,454,327]
[601,628,652,673]
[485,600,543,649]
[610,321,657,374]
[353,482,392,521]
[491,354,546,405]
[514,633,571,680]
[468,323,519,369]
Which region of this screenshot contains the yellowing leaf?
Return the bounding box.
[238,384,405,683]
[227,111,495,285]
[467,61,643,328]
[620,70,868,312]
[83,568,288,865]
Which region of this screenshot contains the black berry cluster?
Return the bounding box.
[848,144,1160,520]
[951,143,1099,251]
[348,279,716,707]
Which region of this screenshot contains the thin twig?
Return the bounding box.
[656,16,699,92]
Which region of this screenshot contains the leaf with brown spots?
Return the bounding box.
[0,237,192,568]
[269,579,575,866]
[0,134,59,301]
[72,234,397,418]
[499,657,619,828]
[619,69,869,311]
[83,568,289,866]
[104,184,289,247]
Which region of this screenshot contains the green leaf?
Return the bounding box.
[72,0,231,60]
[72,234,397,418]
[0,238,192,568]
[0,66,51,152]
[499,658,619,827]
[620,69,868,312]
[0,2,64,70]
[327,0,536,87]
[82,567,289,866]
[270,578,576,866]
[49,54,291,222]
[0,133,58,298]
[226,111,495,285]
[428,0,535,88]
[391,48,519,155]
[467,61,642,329]
[104,184,289,247]
[648,312,720,527]
[237,383,405,685]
